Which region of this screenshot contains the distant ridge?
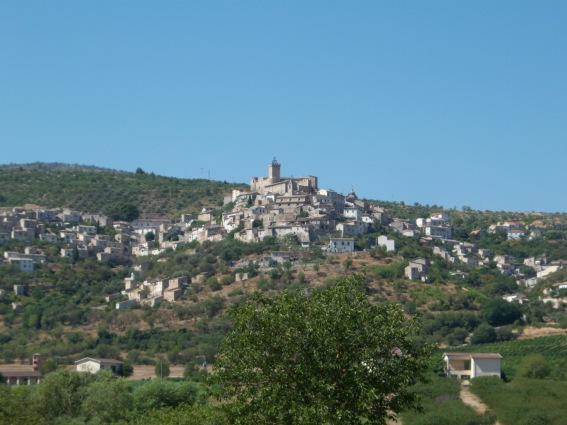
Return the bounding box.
[0,162,126,173]
[0,162,244,215]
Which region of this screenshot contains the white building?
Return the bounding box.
[376,235,395,252]
[328,238,355,253]
[7,258,34,272]
[443,353,502,379]
[75,357,124,375]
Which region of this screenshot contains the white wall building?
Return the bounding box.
[328,238,355,253]
[75,357,124,374]
[443,353,502,379]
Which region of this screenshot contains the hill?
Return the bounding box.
[0,163,246,217]
[1,162,567,384]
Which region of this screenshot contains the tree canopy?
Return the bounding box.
[208,275,435,425]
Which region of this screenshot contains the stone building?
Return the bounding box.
[250,159,318,196]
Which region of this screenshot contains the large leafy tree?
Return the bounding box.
[208,275,435,425]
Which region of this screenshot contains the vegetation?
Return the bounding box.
[2,163,567,422]
[0,166,245,216]
[0,369,207,425]
[444,335,567,379]
[401,374,494,425]
[208,275,436,424]
[471,377,567,425]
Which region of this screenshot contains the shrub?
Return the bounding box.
[470,323,497,344]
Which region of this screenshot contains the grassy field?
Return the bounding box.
[400,374,494,425]
[470,377,567,425]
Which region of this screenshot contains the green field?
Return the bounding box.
[444,334,567,377]
[401,374,493,425]
[470,377,567,425]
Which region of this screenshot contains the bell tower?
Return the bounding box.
[268,158,281,184]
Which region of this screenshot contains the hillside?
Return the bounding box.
[1,163,567,382]
[0,163,246,217]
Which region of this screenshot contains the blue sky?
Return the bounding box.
[1,1,566,213]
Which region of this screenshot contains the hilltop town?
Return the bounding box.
[2,161,567,425]
[1,160,566,313]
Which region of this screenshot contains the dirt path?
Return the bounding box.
[127,365,185,380]
[460,381,501,425]
[518,326,566,339]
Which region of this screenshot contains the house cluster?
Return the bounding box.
[2,162,563,299]
[114,272,188,310]
[0,163,457,271]
[542,280,567,309]
[2,247,46,271]
[433,244,479,270]
[387,212,452,241]
[416,212,452,240]
[179,159,390,254]
[488,220,557,241]
[0,354,127,386]
[0,206,135,266]
[488,221,525,240]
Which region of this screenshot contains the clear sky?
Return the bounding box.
[1,1,566,213]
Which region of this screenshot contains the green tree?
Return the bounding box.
[38,358,59,376]
[470,323,497,344]
[120,361,134,378]
[518,354,551,379]
[81,371,133,423]
[108,202,140,222]
[208,275,435,425]
[155,359,170,378]
[481,299,522,327]
[133,379,201,413]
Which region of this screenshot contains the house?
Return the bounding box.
[116,299,138,310]
[405,258,429,281]
[1,370,42,386]
[336,221,367,238]
[327,238,355,253]
[376,235,395,252]
[75,357,124,375]
[433,246,452,261]
[507,229,525,241]
[0,354,44,386]
[6,257,34,271]
[443,352,502,379]
[416,214,452,240]
[343,206,362,221]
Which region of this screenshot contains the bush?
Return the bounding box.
[481,299,522,327]
[518,354,551,379]
[154,360,170,378]
[133,379,201,412]
[256,277,275,292]
[470,323,497,344]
